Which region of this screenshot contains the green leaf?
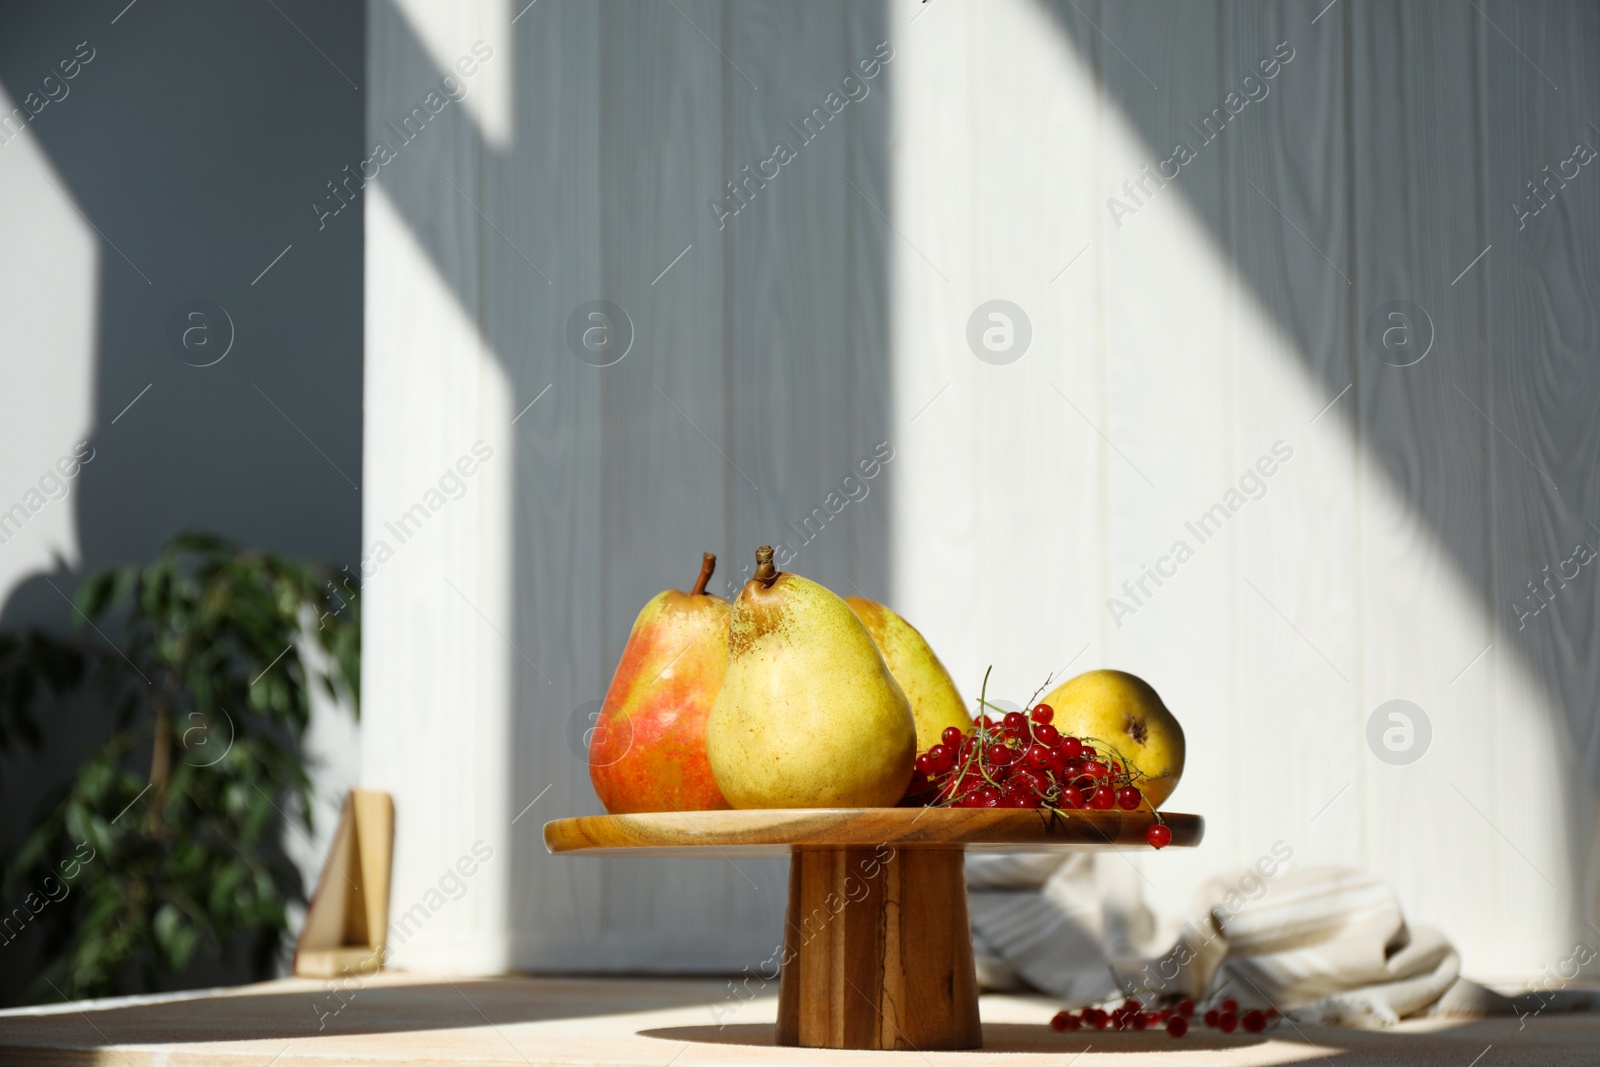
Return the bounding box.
[0,531,360,1003]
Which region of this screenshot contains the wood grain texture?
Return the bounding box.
[543,807,1203,855]
[1222,0,1363,892]
[776,848,981,1050]
[1347,0,1512,964]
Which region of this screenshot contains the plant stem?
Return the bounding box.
[148,677,175,834]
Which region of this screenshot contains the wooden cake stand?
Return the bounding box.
[544,807,1203,1051]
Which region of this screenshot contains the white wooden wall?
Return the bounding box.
[364,0,1600,982]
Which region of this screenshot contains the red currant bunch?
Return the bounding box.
[902,680,1169,848]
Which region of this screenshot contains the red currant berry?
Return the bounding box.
[1217,1012,1238,1033]
[1130,1012,1147,1030]
[1003,711,1027,732]
[1081,746,1097,761]
[1176,999,1195,1017]
[1025,744,1053,770]
[1242,1010,1266,1033]
[1057,785,1083,808]
[1166,1015,1188,1037]
[915,754,933,774]
[1049,1010,1071,1032]
[1089,786,1115,810]
[1221,998,1238,1013]
[1203,1010,1219,1028]
[1060,736,1083,760]
[1116,786,1143,810]
[1009,767,1044,791]
[1034,722,1060,746]
[1146,824,1173,849]
[1031,703,1054,723]
[986,743,1015,765]
[1087,1008,1108,1029]
[942,725,965,748]
[977,786,1001,804]
[928,744,954,772]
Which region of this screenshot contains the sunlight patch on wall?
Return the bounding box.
[0,88,96,602]
[888,0,1568,978]
[362,182,514,972]
[388,0,511,148]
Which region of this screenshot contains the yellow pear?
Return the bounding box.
[845,597,971,751]
[1040,670,1186,807]
[706,547,916,808]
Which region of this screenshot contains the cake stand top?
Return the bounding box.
[544,807,1203,857]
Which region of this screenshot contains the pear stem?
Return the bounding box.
[754,545,778,588]
[691,552,716,596]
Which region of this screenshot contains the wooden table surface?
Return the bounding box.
[1,971,1598,1066]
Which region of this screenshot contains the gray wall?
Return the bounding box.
[362,0,1600,984]
[0,0,364,1001]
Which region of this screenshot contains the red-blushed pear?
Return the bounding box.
[706,547,916,808]
[589,553,732,814]
[1040,669,1186,807]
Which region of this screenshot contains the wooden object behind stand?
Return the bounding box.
[292,789,395,978]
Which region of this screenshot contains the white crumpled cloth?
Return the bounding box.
[965,854,1486,1027]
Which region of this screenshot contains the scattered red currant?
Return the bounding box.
[1242,1010,1266,1033]
[1146,824,1172,849]
[1166,1015,1188,1037]
[1217,1012,1238,1033]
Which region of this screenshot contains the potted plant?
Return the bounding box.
[0,532,358,1002]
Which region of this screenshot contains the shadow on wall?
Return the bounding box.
[1036,0,1600,941]
[363,0,896,971]
[0,0,364,1002]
